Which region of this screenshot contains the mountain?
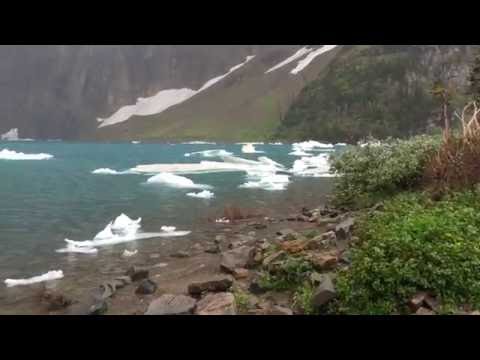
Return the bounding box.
[276,45,478,143]
[0,45,476,142]
[0,45,340,141]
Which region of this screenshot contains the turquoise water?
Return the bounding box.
[0,141,335,312]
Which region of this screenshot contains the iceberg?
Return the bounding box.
[184,149,233,158]
[145,173,212,189]
[59,214,190,249]
[5,270,64,287]
[0,148,53,160]
[187,190,215,199]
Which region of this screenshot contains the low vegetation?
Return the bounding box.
[329,135,441,208]
[335,191,480,314]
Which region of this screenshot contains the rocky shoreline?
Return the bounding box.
[31,203,361,315]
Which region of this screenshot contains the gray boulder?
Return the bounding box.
[125,266,149,282]
[187,277,233,296]
[145,294,197,315]
[135,279,158,295]
[312,274,336,308]
[220,246,256,273]
[195,292,236,315]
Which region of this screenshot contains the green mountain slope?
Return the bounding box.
[276,45,477,143]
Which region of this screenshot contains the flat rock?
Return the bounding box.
[170,250,190,258]
[312,274,336,308]
[135,279,158,295]
[276,229,298,241]
[145,294,196,315]
[205,244,220,254]
[280,239,308,254]
[335,217,355,243]
[42,290,72,311]
[220,246,256,273]
[308,253,338,271]
[232,268,250,280]
[408,292,427,312]
[415,307,435,315]
[262,250,286,269]
[188,277,233,296]
[125,266,149,282]
[195,292,236,315]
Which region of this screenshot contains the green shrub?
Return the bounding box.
[293,282,318,315]
[330,135,441,207]
[258,256,314,291]
[336,191,480,314]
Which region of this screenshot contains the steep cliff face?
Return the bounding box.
[0,45,302,139]
[276,45,478,142]
[0,45,476,142]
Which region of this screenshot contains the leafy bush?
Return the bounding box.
[258,256,314,291]
[293,282,318,315]
[330,135,441,207]
[336,191,480,314]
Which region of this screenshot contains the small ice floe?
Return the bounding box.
[122,249,138,257]
[182,141,216,145]
[56,243,98,254]
[0,148,53,160]
[335,142,347,146]
[241,143,264,154]
[269,142,283,145]
[184,149,233,158]
[290,153,335,177]
[91,168,134,175]
[187,190,215,199]
[131,141,141,144]
[145,172,212,189]
[4,270,64,287]
[161,226,177,233]
[215,218,230,224]
[239,173,290,191]
[59,214,190,250]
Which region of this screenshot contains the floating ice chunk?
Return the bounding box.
[335,142,347,146]
[289,149,313,156]
[184,149,233,158]
[161,226,177,233]
[61,214,190,249]
[215,218,230,224]
[132,155,284,176]
[56,243,98,254]
[0,148,53,160]
[122,249,138,257]
[5,270,64,287]
[146,172,212,189]
[92,168,134,175]
[131,141,141,144]
[187,190,215,199]
[182,141,216,145]
[290,153,336,177]
[240,173,290,191]
[241,143,264,154]
[269,142,283,145]
[290,45,338,74]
